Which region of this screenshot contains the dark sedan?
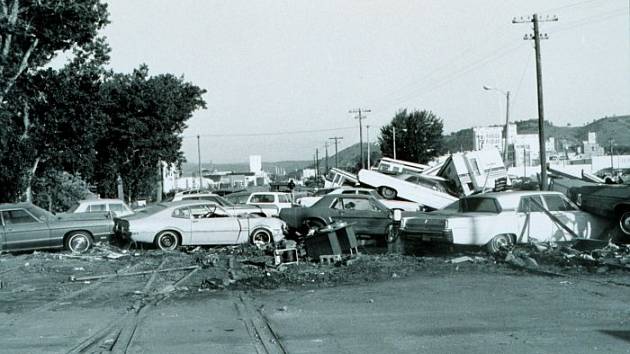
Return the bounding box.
[279,194,406,240]
[0,203,114,253]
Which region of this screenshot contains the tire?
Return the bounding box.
[379,187,397,200]
[250,229,272,248]
[486,234,513,254]
[154,230,180,251]
[305,219,326,230]
[619,211,630,235]
[65,231,93,254]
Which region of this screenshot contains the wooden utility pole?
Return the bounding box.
[349,108,371,169]
[513,13,557,190]
[366,125,371,168]
[610,139,615,171]
[324,142,329,173]
[197,134,202,190]
[329,136,343,168]
[315,148,320,181]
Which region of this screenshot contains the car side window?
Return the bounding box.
[358,191,371,195]
[518,196,545,212]
[343,199,374,211]
[109,203,124,212]
[278,195,290,203]
[251,194,274,203]
[543,195,577,212]
[190,205,211,218]
[172,207,191,219]
[88,204,107,212]
[2,210,39,224]
[331,198,344,210]
[341,190,355,195]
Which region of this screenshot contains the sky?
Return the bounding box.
[98,0,630,163]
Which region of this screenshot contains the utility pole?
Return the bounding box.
[393,126,397,160]
[349,108,371,169]
[513,13,557,191]
[315,148,320,182]
[197,134,202,190]
[324,141,329,173]
[610,139,615,171]
[366,125,371,168]
[329,136,343,169]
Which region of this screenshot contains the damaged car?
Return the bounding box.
[280,194,414,241]
[399,191,610,253]
[0,202,114,253]
[114,201,286,250]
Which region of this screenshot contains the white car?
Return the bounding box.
[297,187,422,211]
[114,201,286,250]
[246,192,293,215]
[172,192,276,217]
[67,199,134,217]
[400,191,610,253]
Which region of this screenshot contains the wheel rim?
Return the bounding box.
[69,234,90,253]
[252,231,271,248]
[620,212,630,235]
[159,233,177,250]
[492,235,510,251]
[382,188,396,199]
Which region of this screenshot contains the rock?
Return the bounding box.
[278,306,288,312]
[596,266,609,274]
[368,299,374,303]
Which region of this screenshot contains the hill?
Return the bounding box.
[444,114,630,153]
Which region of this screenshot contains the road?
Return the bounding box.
[1,259,628,353]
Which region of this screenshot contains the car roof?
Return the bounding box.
[321,194,373,200]
[251,192,290,195]
[78,199,126,203]
[0,202,35,210]
[175,193,219,197]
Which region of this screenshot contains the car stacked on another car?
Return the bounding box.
[399,191,610,253]
[296,187,423,211]
[114,201,286,250]
[0,203,114,253]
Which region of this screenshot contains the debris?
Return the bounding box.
[69,265,200,282]
[450,256,474,264]
[319,254,342,264]
[274,248,299,265]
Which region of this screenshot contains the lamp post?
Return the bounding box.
[483,86,511,165]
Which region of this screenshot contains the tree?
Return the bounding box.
[94,65,206,200]
[378,109,444,164]
[0,0,109,103]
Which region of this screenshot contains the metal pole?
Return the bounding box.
[533,14,548,190]
[610,139,615,171]
[358,111,364,169]
[393,127,397,160]
[366,125,371,168]
[504,91,511,165]
[197,134,202,190]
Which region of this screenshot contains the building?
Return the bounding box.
[249,155,262,174]
[472,123,517,153]
[580,132,605,158]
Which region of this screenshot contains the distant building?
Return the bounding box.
[249,155,262,174]
[581,132,605,158]
[472,123,517,153]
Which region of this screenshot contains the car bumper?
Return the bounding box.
[400,229,454,243]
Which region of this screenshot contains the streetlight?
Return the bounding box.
[483,85,511,165]
[392,127,407,160]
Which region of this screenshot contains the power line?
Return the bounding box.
[183,126,355,138]
[349,108,370,169]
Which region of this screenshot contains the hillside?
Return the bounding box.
[444,114,630,153]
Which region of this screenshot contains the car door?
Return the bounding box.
[1,209,51,250]
[336,197,389,235]
[516,195,554,243]
[190,205,241,244]
[542,194,582,240]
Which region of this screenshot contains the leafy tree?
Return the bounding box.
[32,171,90,212]
[94,65,206,200]
[378,109,444,164]
[0,0,109,103]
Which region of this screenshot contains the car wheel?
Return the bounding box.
[65,231,93,254]
[619,211,630,235]
[154,231,180,251]
[379,187,397,200]
[251,229,272,248]
[486,234,513,254]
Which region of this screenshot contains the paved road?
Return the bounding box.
[2,270,628,353]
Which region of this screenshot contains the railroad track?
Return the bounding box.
[234,292,287,354]
[66,260,200,354]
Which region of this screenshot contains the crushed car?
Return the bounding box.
[399,191,611,253]
[0,202,114,253]
[114,201,286,250]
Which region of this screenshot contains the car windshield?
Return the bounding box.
[28,205,55,219]
[457,197,499,213]
[66,202,80,213]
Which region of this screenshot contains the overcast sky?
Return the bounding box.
[101,0,630,163]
